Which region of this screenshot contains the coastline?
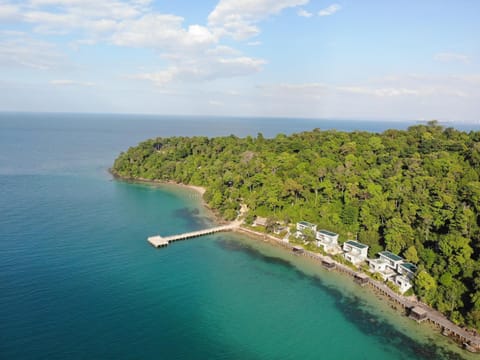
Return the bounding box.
[109,170,230,225]
[234,227,480,353]
[111,172,479,353]
[109,169,206,195]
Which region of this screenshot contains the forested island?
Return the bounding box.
[112,121,480,331]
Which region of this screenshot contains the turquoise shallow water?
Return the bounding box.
[0,113,476,359]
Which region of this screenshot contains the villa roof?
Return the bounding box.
[411,306,427,316]
[318,229,338,237]
[379,251,403,262]
[298,221,316,227]
[344,240,368,249]
[368,257,387,264]
[355,273,369,280]
[255,216,268,226]
[400,262,418,273]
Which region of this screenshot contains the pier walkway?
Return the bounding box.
[148,221,241,248]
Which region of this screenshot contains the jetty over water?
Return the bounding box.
[148,223,238,248]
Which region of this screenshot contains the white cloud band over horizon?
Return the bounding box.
[0,0,478,122]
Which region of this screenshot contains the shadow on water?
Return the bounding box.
[217,238,466,360]
[312,277,464,360]
[217,238,309,280]
[173,207,211,229]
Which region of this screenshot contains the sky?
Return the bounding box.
[0,0,479,122]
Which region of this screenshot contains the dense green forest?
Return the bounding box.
[112,121,480,329]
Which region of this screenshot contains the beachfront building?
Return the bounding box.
[398,262,418,278]
[253,216,268,227]
[315,229,341,254]
[368,257,396,280]
[343,240,369,265]
[296,221,317,233]
[378,251,404,270]
[394,274,414,294]
[295,221,317,239]
[274,225,287,235]
[394,262,418,294]
[368,251,404,280]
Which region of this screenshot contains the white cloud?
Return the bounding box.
[297,9,312,18]
[208,0,309,40]
[318,3,341,16]
[0,31,63,70]
[434,52,470,64]
[50,79,95,86]
[247,41,262,46]
[336,86,422,97]
[252,75,480,121]
[0,3,20,20]
[258,82,328,100]
[206,45,241,56]
[28,0,147,20]
[2,0,289,89]
[259,73,480,101]
[22,0,152,36]
[376,73,479,97]
[272,82,328,92]
[133,55,266,86]
[111,14,217,50]
[24,11,77,34]
[208,100,223,106]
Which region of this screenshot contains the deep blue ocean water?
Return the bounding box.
[1,113,477,359]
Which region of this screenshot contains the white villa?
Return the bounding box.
[398,262,417,278]
[315,229,341,254]
[368,249,418,294]
[343,240,369,265]
[394,262,418,293]
[289,217,420,295]
[295,221,317,239]
[296,221,317,233]
[253,216,268,227]
[368,251,404,280]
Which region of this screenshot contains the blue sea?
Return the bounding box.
[1,112,477,359]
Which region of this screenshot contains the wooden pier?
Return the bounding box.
[148,224,238,248]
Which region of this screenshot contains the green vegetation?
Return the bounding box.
[112,121,480,330]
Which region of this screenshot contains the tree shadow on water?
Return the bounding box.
[173,207,211,229]
[218,238,466,360]
[311,276,464,360]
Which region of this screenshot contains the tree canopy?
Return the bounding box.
[112,122,480,330]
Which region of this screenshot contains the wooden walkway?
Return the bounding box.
[148,223,238,248]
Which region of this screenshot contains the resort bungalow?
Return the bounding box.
[368,258,396,280]
[378,251,404,270]
[295,221,317,239]
[296,221,317,233]
[394,262,418,294]
[343,240,369,265]
[398,262,417,279]
[253,216,268,227]
[368,251,404,280]
[409,306,427,323]
[315,229,341,254]
[354,272,370,286]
